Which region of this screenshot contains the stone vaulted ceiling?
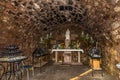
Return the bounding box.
[0,1,120,80]
[0,0,120,45]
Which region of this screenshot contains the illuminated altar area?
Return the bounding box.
[52,29,84,65]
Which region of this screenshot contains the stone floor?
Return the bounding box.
[23,63,117,80]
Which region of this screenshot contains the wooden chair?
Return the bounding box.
[21,57,35,80]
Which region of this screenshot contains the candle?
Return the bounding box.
[41,37,43,42]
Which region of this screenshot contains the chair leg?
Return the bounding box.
[32,67,35,78]
[92,59,94,77]
[26,69,30,80]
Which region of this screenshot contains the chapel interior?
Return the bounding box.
[0,0,120,80]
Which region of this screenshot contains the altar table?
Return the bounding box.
[52,49,84,64]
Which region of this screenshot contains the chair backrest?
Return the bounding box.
[32,47,49,57]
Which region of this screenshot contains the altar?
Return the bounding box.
[52,29,84,65]
[52,49,84,64]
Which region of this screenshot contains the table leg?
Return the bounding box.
[78,52,82,64]
[8,63,12,80]
[40,57,41,73]
[55,52,58,63]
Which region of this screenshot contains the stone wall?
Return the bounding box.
[0,22,39,59]
[103,44,120,80]
[102,22,120,80]
[104,4,120,78]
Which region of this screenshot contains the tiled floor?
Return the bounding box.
[23,63,117,80]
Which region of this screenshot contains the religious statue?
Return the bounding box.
[64,29,71,63]
[65,29,70,40]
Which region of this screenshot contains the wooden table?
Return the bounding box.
[52,49,84,64]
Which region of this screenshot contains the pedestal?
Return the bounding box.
[89,58,101,69]
[65,39,70,48]
[64,51,71,64]
[64,39,71,63]
[89,57,103,76]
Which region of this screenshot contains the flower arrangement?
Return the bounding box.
[58,43,65,49]
[69,41,80,49]
[69,41,74,48]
